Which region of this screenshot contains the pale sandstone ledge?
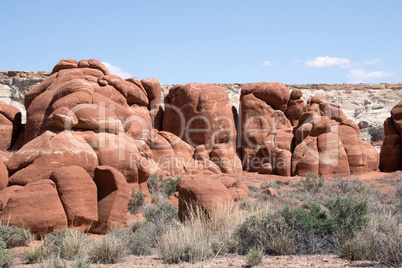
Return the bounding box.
[1,71,401,145]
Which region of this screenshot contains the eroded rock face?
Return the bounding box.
[91,166,131,233]
[380,101,402,172]
[162,83,241,173]
[0,100,21,151]
[292,98,379,176]
[0,160,8,191]
[240,82,293,175]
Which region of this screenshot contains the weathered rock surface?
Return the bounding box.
[0,179,68,237]
[379,101,402,172]
[0,160,8,191]
[0,100,21,150]
[162,83,241,174]
[292,98,379,176]
[91,166,131,233]
[240,82,293,176]
[50,166,98,231]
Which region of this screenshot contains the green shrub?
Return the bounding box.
[0,241,14,268]
[235,211,296,255]
[128,230,153,256]
[87,228,129,264]
[144,202,178,224]
[37,255,67,268]
[299,173,324,195]
[71,256,91,268]
[325,197,369,240]
[42,229,92,260]
[340,212,401,267]
[339,239,374,261]
[147,174,162,193]
[129,188,145,214]
[147,174,181,197]
[0,223,34,248]
[282,204,335,236]
[246,246,264,266]
[159,177,181,197]
[23,245,49,264]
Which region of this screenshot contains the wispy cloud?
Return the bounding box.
[364,58,382,65]
[101,62,132,79]
[305,56,352,68]
[303,56,383,69]
[347,69,395,83]
[294,59,302,64]
[262,60,273,67]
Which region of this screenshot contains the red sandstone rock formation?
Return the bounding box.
[379,101,402,172]
[0,100,21,151]
[292,97,379,176]
[163,83,241,173]
[240,82,293,175]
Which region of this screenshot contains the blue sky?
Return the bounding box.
[1,0,401,85]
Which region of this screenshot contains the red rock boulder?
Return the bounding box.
[50,166,98,231]
[0,180,67,237]
[176,176,234,222]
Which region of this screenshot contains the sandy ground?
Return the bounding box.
[11,252,380,268]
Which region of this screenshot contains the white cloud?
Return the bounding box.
[262,60,273,67]
[364,58,382,65]
[305,56,352,68]
[347,69,395,83]
[101,62,132,79]
[294,59,302,64]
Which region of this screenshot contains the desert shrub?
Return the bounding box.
[41,229,92,260]
[299,173,324,195]
[339,239,374,261]
[157,204,247,263]
[333,176,365,194]
[282,204,335,236]
[325,197,369,240]
[128,230,153,256]
[87,228,129,264]
[144,202,178,224]
[0,240,14,268]
[129,188,145,214]
[159,177,181,197]
[71,256,91,268]
[340,212,401,267]
[0,223,34,248]
[23,245,49,264]
[246,246,264,266]
[147,174,162,193]
[147,174,181,197]
[235,211,296,255]
[37,255,67,268]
